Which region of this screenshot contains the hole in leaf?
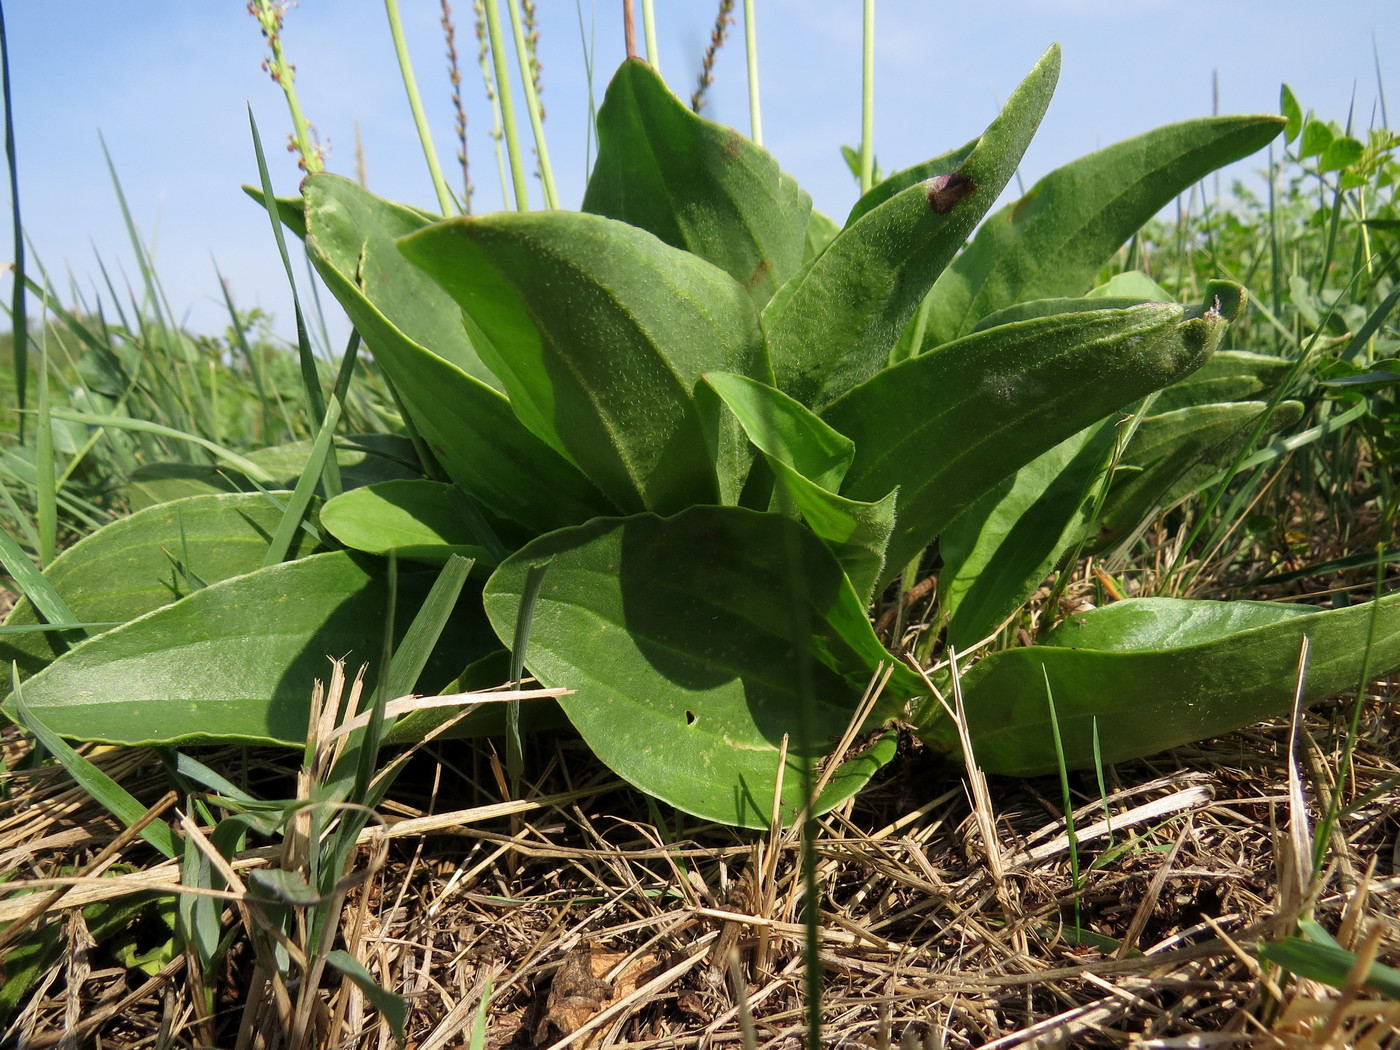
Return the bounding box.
[684,710,697,726]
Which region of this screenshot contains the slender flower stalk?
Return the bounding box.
[383,0,457,214]
[744,0,762,144]
[860,0,875,193]
[692,0,735,114]
[247,0,325,173]
[481,0,531,210]
[441,0,473,208]
[507,0,558,208]
[474,1,512,211]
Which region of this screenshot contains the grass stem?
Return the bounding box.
[384,0,458,214]
[859,0,875,193]
[641,0,659,72]
[481,0,531,210]
[506,0,558,208]
[743,0,762,145]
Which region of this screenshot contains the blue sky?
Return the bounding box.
[3,1,1396,346]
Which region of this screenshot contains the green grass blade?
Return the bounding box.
[1,6,27,432]
[10,667,178,859]
[34,346,55,564]
[247,106,327,426]
[46,409,275,482]
[508,0,558,208]
[325,950,407,1041]
[0,519,83,647]
[261,396,341,568]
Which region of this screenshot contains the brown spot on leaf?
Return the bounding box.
[1012,189,1039,221]
[723,130,746,159]
[926,171,976,214]
[744,256,773,290]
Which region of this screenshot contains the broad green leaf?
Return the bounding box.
[928,593,1400,774]
[921,115,1286,345]
[4,551,490,746]
[939,420,1115,650]
[326,950,408,1042]
[299,174,612,535]
[972,296,1166,332]
[1259,923,1400,999]
[400,211,767,513]
[762,45,1060,410]
[1,493,323,684]
[826,297,1234,582]
[482,507,924,827]
[321,481,493,564]
[581,59,811,306]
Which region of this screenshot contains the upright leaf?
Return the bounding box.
[300,175,612,535]
[762,45,1060,411]
[826,296,1236,581]
[921,114,1286,345]
[400,211,767,513]
[582,59,811,306]
[927,594,1400,774]
[939,420,1116,650]
[482,507,924,828]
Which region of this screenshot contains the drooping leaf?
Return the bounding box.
[826,295,1236,582]
[703,372,854,491]
[4,551,490,746]
[582,59,811,306]
[703,372,893,600]
[761,45,1060,410]
[321,481,494,564]
[299,174,613,535]
[921,114,1286,345]
[482,507,924,827]
[1,493,323,684]
[766,463,897,604]
[400,211,767,513]
[926,593,1400,774]
[939,420,1116,650]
